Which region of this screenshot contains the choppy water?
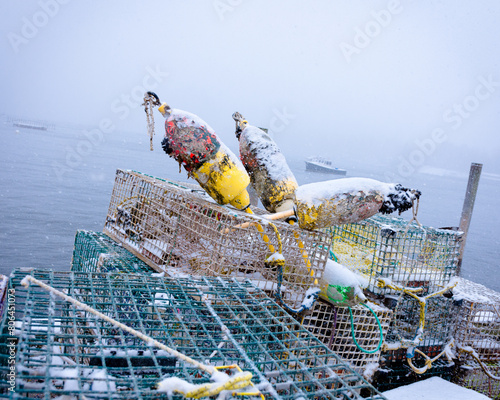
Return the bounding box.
[1,121,499,292]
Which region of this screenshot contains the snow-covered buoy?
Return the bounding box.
[233,112,298,214]
[293,178,421,230]
[158,103,252,211]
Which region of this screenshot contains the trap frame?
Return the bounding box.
[325,214,462,295]
[451,278,500,399]
[103,169,331,309]
[72,230,154,274]
[301,299,393,373]
[0,269,387,400]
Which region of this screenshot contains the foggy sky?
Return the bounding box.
[1,0,500,175]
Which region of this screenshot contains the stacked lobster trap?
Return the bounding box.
[72,230,153,274]
[0,269,387,400]
[309,215,465,387]
[103,169,331,309]
[451,278,500,399]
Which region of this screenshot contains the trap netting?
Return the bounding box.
[104,169,331,309]
[451,278,500,399]
[325,214,462,294]
[0,269,387,400]
[72,230,154,274]
[301,299,393,372]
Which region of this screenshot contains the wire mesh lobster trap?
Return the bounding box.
[0,269,387,400]
[451,278,500,399]
[72,230,154,274]
[301,299,393,373]
[325,214,462,295]
[103,169,331,309]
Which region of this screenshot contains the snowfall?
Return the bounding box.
[381,377,492,400]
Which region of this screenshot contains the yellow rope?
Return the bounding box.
[21,276,265,398]
[377,278,458,341]
[406,340,454,375]
[457,345,500,381]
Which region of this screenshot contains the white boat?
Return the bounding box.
[305,157,347,175]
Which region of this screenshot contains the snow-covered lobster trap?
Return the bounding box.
[0,269,387,400]
[325,214,462,294]
[451,278,500,399]
[300,299,393,373]
[103,169,331,309]
[72,230,153,274]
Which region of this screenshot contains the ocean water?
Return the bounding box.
[1,121,499,293]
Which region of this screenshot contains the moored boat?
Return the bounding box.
[305,156,347,175]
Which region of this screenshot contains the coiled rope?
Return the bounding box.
[21,275,264,399]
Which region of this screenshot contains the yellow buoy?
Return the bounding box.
[159,103,251,211]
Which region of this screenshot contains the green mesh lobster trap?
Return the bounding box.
[0,269,387,400]
[72,230,154,274]
[325,214,462,294]
[103,169,331,309]
[451,278,500,399]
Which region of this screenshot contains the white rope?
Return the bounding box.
[21,275,215,375]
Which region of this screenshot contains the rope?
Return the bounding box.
[377,278,458,347]
[142,91,161,151]
[403,198,422,235]
[457,345,500,381]
[406,339,455,375]
[21,275,264,398]
[254,220,319,315]
[348,303,384,354]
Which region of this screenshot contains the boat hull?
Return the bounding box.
[305,161,347,175]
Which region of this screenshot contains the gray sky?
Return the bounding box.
[2,0,500,175]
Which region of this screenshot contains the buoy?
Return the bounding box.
[234,178,421,231]
[158,103,252,211]
[233,112,298,214]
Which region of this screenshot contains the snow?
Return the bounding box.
[382,377,492,400]
[295,178,393,207]
[240,125,298,182]
[170,109,216,133]
[319,259,368,303]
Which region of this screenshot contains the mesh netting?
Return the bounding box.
[453,278,500,363]
[301,299,393,370]
[453,361,500,399]
[103,169,331,309]
[325,214,462,294]
[383,295,459,353]
[72,230,154,274]
[0,269,387,400]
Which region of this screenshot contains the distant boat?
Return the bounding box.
[13,122,48,131]
[305,156,347,175]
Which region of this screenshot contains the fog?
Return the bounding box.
[1,0,500,179]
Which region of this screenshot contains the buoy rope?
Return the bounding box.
[456,345,500,381]
[348,303,384,354]
[20,275,265,398]
[142,91,161,151]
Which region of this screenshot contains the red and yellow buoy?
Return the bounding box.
[158,103,252,211]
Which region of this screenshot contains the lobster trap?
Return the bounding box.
[451,278,500,399]
[72,230,154,274]
[0,269,387,400]
[325,214,462,294]
[301,299,393,373]
[103,169,331,309]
